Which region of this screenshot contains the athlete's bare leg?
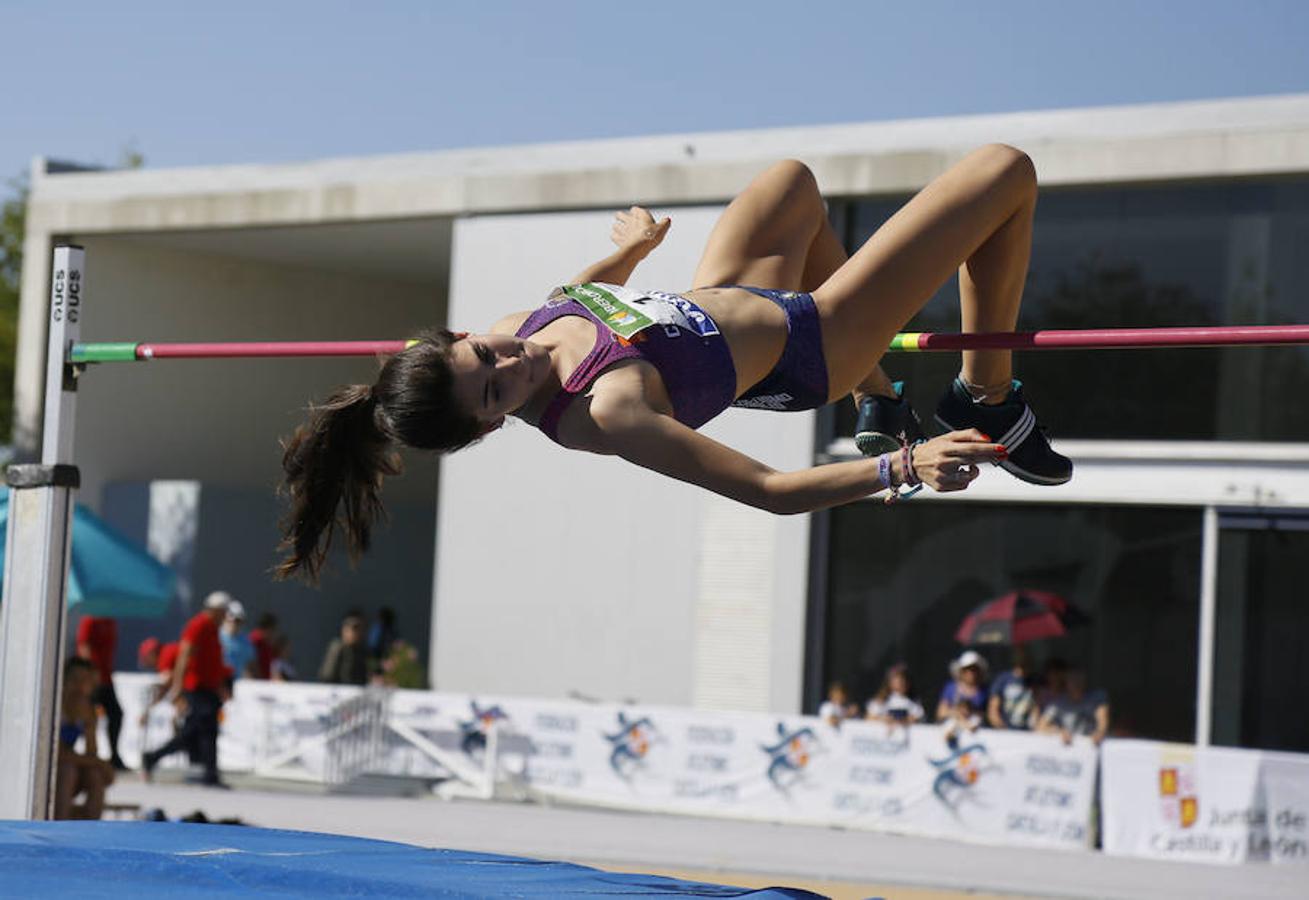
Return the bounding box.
[691,160,896,399]
[811,144,1036,404]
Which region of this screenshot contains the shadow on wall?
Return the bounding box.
[95,480,436,683]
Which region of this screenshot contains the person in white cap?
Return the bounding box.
[141,590,232,787]
[935,649,991,724]
[219,600,256,682]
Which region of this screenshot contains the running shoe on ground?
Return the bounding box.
[934,377,1072,485]
[854,381,925,456]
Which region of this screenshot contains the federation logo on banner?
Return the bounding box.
[761,723,822,793]
[928,738,997,811]
[1159,752,1200,829]
[604,712,660,779]
[458,700,509,757]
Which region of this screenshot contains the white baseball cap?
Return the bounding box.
[950,650,990,679]
[225,600,247,621]
[204,591,234,610]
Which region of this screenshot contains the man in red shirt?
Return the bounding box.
[76,616,126,771]
[141,592,232,787]
[247,612,281,680]
[137,638,182,714]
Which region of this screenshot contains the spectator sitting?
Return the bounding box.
[219,601,256,681]
[248,612,281,679]
[1037,666,1110,745]
[76,615,127,771]
[818,681,858,728]
[1037,656,1069,708]
[54,657,114,819]
[270,634,297,681]
[368,606,398,671]
[318,609,369,686]
[936,650,990,724]
[865,663,925,727]
[988,646,1038,730]
[943,696,982,749]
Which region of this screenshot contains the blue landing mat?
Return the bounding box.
[0,821,826,898]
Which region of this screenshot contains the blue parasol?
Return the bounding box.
[0,488,175,618]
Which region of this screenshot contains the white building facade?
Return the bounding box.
[17,95,1309,749]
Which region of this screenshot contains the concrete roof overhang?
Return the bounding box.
[22,92,1309,279]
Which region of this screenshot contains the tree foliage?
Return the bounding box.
[0,150,141,445]
[0,172,26,444]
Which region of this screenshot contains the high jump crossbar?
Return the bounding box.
[66,324,1309,363]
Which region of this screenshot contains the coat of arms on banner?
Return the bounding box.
[1159,751,1200,828]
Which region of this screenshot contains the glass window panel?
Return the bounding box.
[1212,522,1309,753]
[835,179,1309,441]
[822,503,1201,743]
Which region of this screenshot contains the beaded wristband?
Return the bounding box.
[877,452,895,500]
[899,440,925,500]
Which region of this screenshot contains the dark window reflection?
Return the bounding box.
[835,179,1309,441]
[824,502,1201,743]
[1213,520,1309,753]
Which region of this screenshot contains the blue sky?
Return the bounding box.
[3,1,1308,182]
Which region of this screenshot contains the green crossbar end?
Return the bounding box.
[887,332,924,352]
[70,343,139,363]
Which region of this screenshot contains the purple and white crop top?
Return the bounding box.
[514,283,739,444]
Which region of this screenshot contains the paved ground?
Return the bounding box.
[107,775,1304,899]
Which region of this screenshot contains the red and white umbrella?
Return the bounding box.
[954,590,1089,646]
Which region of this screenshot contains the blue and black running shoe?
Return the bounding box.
[934,377,1073,485]
[854,381,925,456]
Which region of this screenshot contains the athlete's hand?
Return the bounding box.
[910,429,1007,492]
[611,206,671,256]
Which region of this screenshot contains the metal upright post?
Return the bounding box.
[0,245,83,819]
[1195,505,1219,748]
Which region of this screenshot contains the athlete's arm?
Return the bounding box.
[569,207,671,286]
[590,403,1003,514]
[591,402,880,513]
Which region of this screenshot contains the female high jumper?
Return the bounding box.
[278,144,1070,581]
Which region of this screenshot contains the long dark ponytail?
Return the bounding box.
[276,329,482,583]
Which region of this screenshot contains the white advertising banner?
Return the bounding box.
[490,699,1098,850]
[107,675,1096,849]
[1102,739,1309,865]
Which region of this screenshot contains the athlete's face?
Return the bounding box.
[448,333,550,425]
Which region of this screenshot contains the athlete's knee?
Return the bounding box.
[978,143,1036,199]
[768,158,819,195]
